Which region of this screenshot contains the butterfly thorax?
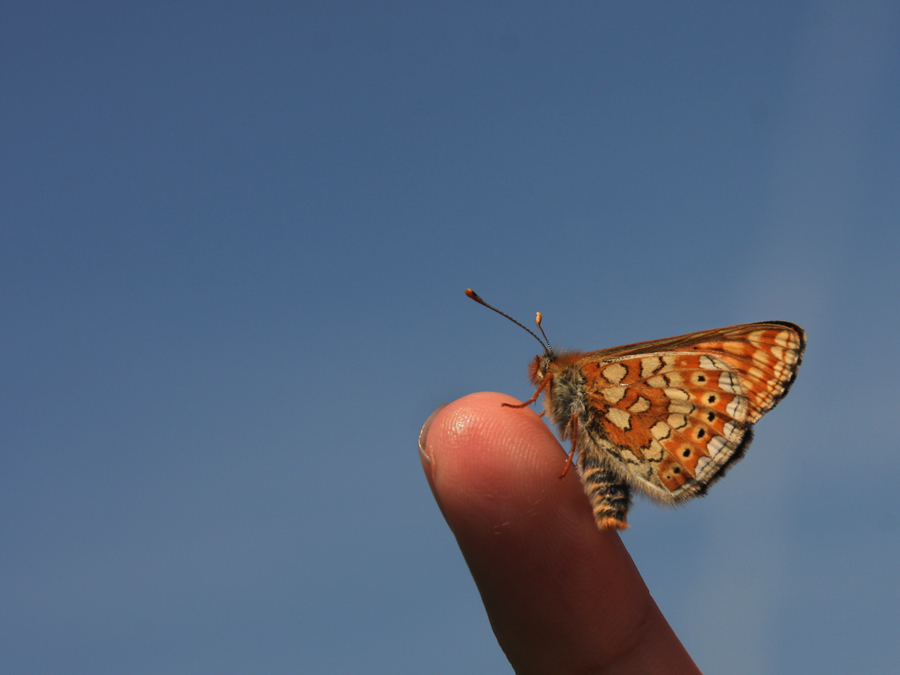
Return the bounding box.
[529,350,587,440]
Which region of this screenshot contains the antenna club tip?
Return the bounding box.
[466,289,551,352]
[535,312,543,326]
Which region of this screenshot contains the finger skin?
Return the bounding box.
[420,392,701,675]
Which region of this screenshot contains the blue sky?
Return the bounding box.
[2,2,899,673]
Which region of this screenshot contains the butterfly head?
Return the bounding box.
[527,351,555,386]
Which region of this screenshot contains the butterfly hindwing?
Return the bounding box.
[570,322,805,504]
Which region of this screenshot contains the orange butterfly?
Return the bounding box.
[466,289,806,530]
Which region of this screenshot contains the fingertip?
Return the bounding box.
[420,393,672,673]
[419,392,569,532]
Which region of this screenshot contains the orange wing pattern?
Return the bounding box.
[543,322,805,527]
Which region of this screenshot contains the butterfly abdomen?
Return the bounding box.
[579,451,632,529]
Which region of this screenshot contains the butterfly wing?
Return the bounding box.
[571,322,805,504]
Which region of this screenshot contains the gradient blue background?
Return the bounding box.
[2,2,899,673]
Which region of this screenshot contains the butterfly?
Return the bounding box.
[466,289,805,530]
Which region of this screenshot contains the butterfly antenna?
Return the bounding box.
[534,312,553,353]
[465,289,551,352]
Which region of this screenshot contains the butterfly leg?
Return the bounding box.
[502,376,549,409]
[579,452,631,530]
[559,414,578,479]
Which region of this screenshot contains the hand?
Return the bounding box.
[419,392,701,675]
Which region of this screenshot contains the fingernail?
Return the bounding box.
[418,403,448,464]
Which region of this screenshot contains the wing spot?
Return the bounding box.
[606,408,631,430]
[698,355,718,370]
[603,386,626,404]
[646,440,665,461]
[603,363,627,384]
[665,387,689,401]
[664,371,685,387]
[641,356,662,378]
[719,371,738,393]
[647,375,666,388]
[667,414,687,429]
[651,421,671,440]
[629,396,651,413]
[668,399,693,414]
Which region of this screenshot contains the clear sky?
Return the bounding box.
[2,2,899,673]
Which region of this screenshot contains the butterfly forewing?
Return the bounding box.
[571,322,805,504]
